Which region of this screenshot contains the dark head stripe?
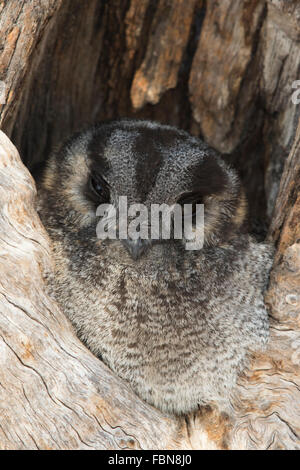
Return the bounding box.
[134,128,164,199]
[189,155,228,196]
[87,126,112,175]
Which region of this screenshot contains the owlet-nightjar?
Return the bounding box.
[37,119,274,415]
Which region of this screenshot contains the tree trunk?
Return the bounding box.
[0,0,299,449]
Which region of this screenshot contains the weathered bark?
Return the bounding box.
[268,119,300,262]
[0,0,300,449]
[130,0,198,109]
[0,0,63,137]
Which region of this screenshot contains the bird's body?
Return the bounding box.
[37,119,274,415]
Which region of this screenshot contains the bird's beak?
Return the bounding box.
[121,238,149,260]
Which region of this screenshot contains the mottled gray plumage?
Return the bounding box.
[37,119,274,415]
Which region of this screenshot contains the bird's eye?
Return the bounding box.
[89,175,110,203]
[90,177,103,196]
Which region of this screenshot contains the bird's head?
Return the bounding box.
[40,119,247,261]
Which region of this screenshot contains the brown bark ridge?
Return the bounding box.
[268,117,300,262]
[130,0,198,109]
[0,0,63,137]
[0,0,300,449]
[189,0,266,153]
